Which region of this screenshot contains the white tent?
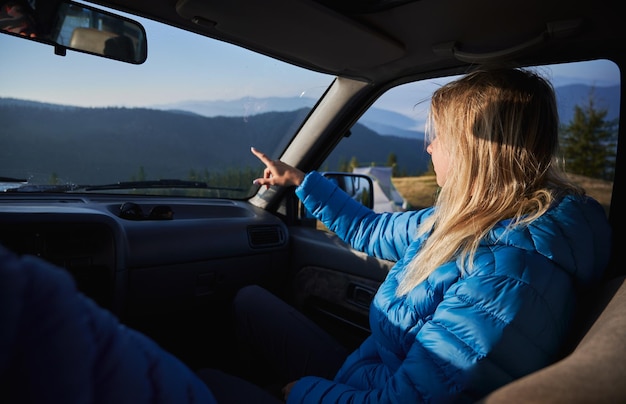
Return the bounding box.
[353,166,408,213]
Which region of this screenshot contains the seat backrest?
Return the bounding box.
[69,27,117,54]
[478,275,626,403]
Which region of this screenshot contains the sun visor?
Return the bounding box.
[175,0,405,72]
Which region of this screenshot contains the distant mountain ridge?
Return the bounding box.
[555,84,620,123]
[0,82,618,185]
[152,96,426,140]
[151,96,317,119]
[149,83,620,140]
[0,100,431,185]
[0,97,79,111]
[3,83,618,143]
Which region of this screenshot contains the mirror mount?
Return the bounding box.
[54,44,66,56]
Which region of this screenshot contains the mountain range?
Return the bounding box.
[0,100,430,185]
[150,83,620,139]
[0,83,619,185]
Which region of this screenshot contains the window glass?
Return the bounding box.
[0,5,334,198]
[323,60,619,216]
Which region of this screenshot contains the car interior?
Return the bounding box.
[1,0,624,401]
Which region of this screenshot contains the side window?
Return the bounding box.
[323,60,619,217]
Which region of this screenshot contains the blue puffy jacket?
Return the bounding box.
[289,171,612,403]
[0,246,217,404]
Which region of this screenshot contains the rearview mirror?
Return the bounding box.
[0,0,147,64]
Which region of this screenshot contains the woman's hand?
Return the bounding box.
[251,147,305,189]
[282,380,298,401]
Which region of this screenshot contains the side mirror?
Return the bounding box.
[299,172,374,227]
[0,0,147,64]
[322,172,374,209]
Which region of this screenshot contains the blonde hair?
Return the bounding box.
[397,68,583,296]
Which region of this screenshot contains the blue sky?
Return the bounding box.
[373,60,620,119]
[0,13,334,107]
[0,5,620,116]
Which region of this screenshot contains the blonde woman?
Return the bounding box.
[200,68,612,403]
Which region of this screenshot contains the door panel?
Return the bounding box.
[288,226,393,349]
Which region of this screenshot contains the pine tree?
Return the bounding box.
[386,152,398,177]
[130,166,147,181]
[560,89,617,181]
[337,157,350,173]
[349,156,359,172]
[49,172,59,185]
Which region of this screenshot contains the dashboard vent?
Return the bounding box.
[248,225,285,248]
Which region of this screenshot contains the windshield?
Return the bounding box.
[0,2,334,198]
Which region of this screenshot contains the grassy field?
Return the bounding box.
[392,174,613,214]
[391,176,439,210]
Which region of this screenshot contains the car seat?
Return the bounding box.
[478,274,626,402]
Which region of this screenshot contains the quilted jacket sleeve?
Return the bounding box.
[0,246,217,404]
[296,171,429,262]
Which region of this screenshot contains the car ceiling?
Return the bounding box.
[88,0,622,84]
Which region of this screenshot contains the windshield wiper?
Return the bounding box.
[82,179,247,192]
[4,184,80,193]
[0,176,28,182]
[4,179,248,193]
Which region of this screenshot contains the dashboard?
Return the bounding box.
[0,195,290,321]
